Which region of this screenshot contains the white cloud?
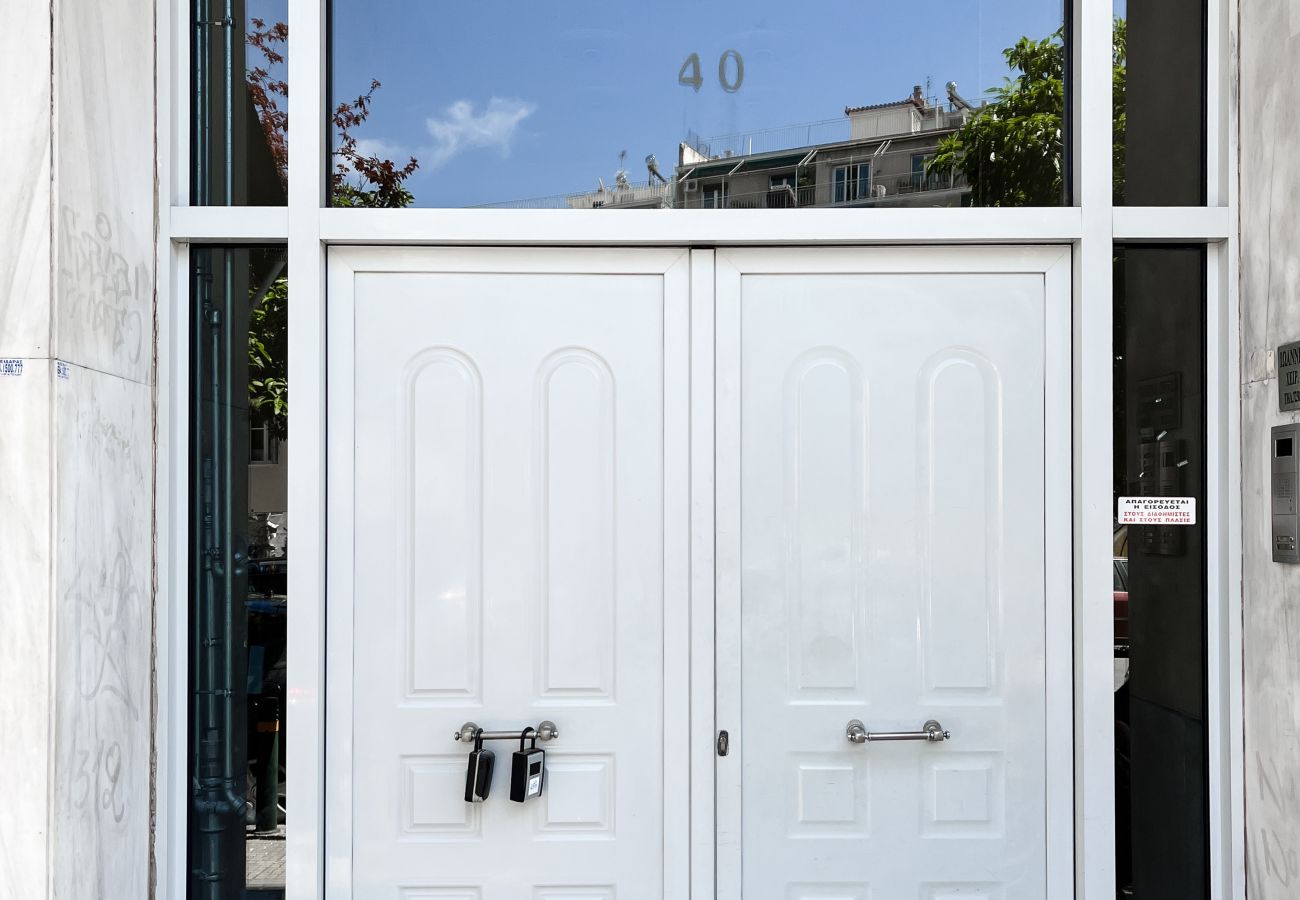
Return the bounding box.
[423,97,537,169]
[352,136,406,161]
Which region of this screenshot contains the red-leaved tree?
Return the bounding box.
[246,18,420,206]
[244,20,421,435]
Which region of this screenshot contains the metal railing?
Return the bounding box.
[686,173,967,210]
[471,179,673,210]
[471,146,968,211]
[684,119,849,160]
[681,103,971,161]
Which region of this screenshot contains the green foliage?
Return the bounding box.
[330,180,416,209]
[1112,17,1127,205]
[928,31,1065,206]
[928,20,1127,206]
[248,274,288,439]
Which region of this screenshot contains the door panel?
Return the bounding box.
[716,248,1072,899]
[327,248,691,899]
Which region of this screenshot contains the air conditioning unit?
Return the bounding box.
[873,184,887,198]
[684,179,699,193]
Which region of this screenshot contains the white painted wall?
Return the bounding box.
[0,0,156,896]
[1240,3,1300,897]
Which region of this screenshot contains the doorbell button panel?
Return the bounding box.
[1272,424,1299,563]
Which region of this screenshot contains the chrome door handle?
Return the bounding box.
[846,719,950,744]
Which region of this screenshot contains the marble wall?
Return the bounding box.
[0,3,55,898]
[1240,3,1300,898]
[0,0,157,896]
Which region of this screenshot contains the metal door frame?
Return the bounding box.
[153,0,1245,895]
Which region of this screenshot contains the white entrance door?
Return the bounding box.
[714,248,1073,899]
[326,248,692,899]
[327,245,1072,899]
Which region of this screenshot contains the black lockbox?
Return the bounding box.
[509,727,545,803]
[464,730,495,803]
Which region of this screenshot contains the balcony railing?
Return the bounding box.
[692,172,966,210]
[470,179,673,210]
[684,119,849,160]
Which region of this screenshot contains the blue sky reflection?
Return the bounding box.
[328,0,1063,207]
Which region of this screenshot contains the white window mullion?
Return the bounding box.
[170,205,292,242]
[1112,206,1234,241]
[1205,241,1245,900]
[156,0,186,895]
[1219,4,1245,896]
[314,206,1085,245]
[285,0,328,897]
[1073,1,1116,899]
[1206,0,1230,207]
[160,239,190,900]
[170,0,188,207]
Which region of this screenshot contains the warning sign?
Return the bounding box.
[1117,497,1196,526]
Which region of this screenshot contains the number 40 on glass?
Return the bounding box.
[679,50,745,93]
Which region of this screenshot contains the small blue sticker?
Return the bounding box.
[0,359,22,376]
[56,361,70,380]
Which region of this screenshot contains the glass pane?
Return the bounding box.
[189,246,289,898]
[327,0,1065,208]
[1113,0,1207,205]
[193,0,289,205]
[1113,246,1209,898]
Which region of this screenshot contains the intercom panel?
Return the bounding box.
[1272,424,1299,563]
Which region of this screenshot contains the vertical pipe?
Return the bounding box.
[194,0,207,204]
[220,249,243,816]
[223,0,234,204]
[190,249,247,899]
[204,260,227,900]
[191,252,215,895]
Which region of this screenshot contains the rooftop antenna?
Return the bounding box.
[615,149,630,191]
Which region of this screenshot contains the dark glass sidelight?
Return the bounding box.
[190,247,289,898]
[1113,246,1209,899]
[193,0,289,205]
[1113,0,1207,205]
[326,0,1065,209]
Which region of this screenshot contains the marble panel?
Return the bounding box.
[49,364,153,900]
[1240,380,1300,900]
[0,364,53,900]
[1239,1,1300,365]
[1240,4,1300,897]
[0,0,52,359]
[53,0,155,385]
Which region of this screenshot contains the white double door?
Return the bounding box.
[326,246,1072,899]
